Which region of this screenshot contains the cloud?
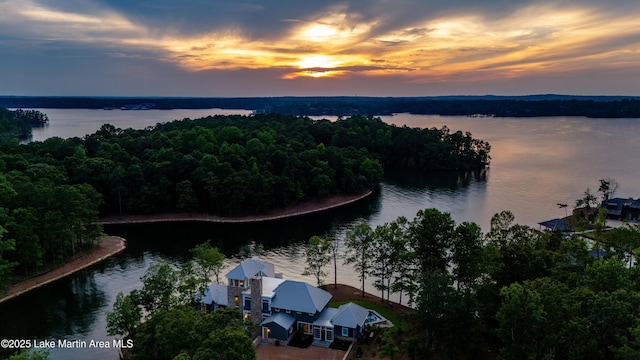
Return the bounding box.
[1,0,639,96]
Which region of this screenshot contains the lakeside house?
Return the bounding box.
[538,218,572,232]
[198,257,387,346]
[603,197,640,221]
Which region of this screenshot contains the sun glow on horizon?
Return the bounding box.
[5,1,639,85]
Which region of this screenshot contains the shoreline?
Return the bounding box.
[0,236,126,304]
[97,189,373,225]
[0,191,371,304]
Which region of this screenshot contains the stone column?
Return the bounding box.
[250,276,263,326]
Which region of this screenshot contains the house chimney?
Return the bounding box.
[250,276,262,326]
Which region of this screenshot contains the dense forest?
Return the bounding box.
[0,111,489,291]
[1,96,639,118]
[336,209,640,359]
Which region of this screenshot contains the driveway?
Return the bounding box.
[256,343,346,360]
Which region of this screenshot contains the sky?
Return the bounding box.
[1,0,639,97]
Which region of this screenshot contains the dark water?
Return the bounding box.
[2,109,640,359]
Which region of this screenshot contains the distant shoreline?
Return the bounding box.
[0,236,126,304]
[97,190,373,225]
[2,95,639,118]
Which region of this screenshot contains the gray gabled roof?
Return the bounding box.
[270,280,332,314]
[538,218,571,232]
[198,283,228,306]
[331,302,369,329]
[225,257,275,281]
[314,307,339,328]
[261,312,296,330]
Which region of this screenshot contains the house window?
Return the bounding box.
[244,298,251,310]
[239,280,244,287]
[234,296,240,307]
[342,327,349,337]
[298,322,312,335]
[262,300,269,313]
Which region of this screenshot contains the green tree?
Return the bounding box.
[133,261,180,314]
[302,235,331,286]
[6,349,49,360]
[408,208,455,273]
[593,207,607,259]
[191,240,225,285]
[176,180,197,214]
[575,188,599,220]
[343,221,374,297]
[605,223,640,267]
[451,221,485,290]
[415,269,456,351]
[106,292,142,341]
[372,219,407,303]
[386,216,411,305]
[329,233,340,289]
[585,257,630,293]
[598,178,618,201]
[496,282,545,359]
[379,330,400,360]
[0,225,17,291]
[195,326,256,360]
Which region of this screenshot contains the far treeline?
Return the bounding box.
[1,95,640,117]
[0,111,489,290]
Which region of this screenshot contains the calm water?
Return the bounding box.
[2,109,640,359]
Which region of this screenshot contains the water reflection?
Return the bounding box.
[384,169,487,191]
[103,195,380,256]
[0,271,107,358]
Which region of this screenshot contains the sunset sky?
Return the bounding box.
[1,0,639,97]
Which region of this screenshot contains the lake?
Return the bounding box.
[2,109,640,359]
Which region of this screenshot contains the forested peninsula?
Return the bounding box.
[0,111,490,291]
[0,108,48,143]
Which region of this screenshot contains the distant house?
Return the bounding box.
[200,257,387,346]
[538,218,572,232]
[602,197,640,221]
[603,198,629,220]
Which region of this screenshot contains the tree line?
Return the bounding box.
[0,165,103,291]
[305,208,640,359]
[2,96,640,118]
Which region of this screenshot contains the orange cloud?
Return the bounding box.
[5,1,639,85]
